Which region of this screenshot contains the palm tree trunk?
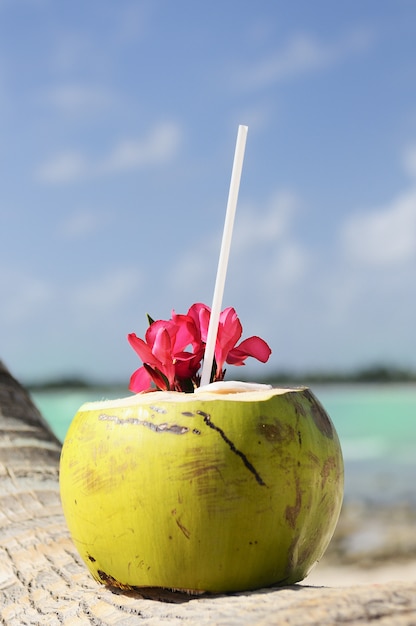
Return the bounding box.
[0,360,415,625]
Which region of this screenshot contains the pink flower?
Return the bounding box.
[128,303,271,393]
[128,314,203,392]
[188,303,271,378]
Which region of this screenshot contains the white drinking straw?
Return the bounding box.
[200,125,248,387]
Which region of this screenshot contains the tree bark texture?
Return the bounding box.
[0,361,415,625]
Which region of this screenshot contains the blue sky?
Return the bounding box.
[1,0,416,384]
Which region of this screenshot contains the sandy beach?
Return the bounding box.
[304,499,416,587]
[306,560,416,586]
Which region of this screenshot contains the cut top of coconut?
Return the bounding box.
[194,381,272,394]
[78,382,304,412]
[191,381,302,401]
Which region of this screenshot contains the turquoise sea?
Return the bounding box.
[33,384,416,506]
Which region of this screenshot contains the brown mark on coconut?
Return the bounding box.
[284,533,300,578]
[320,456,337,488]
[195,410,267,487]
[302,390,334,439]
[307,451,320,466]
[98,413,192,435]
[178,457,225,481]
[96,569,132,590]
[298,530,321,570]
[171,509,191,539]
[285,475,302,530]
[258,420,295,446]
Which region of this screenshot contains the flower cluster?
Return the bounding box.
[128,303,271,393]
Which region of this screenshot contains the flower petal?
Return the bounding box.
[146,319,176,348]
[218,307,242,348]
[129,366,152,392]
[127,333,156,365]
[151,326,172,365]
[188,303,210,342]
[144,363,170,391]
[171,312,201,351]
[174,347,204,379]
[226,336,272,365]
[215,307,243,373]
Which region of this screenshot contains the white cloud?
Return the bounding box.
[57,209,109,239]
[236,28,373,90]
[232,190,298,252]
[245,34,330,87]
[226,191,309,295]
[0,269,53,325]
[71,267,143,320]
[41,83,115,115]
[306,177,416,368]
[0,262,142,330]
[231,103,275,134]
[115,2,151,44]
[101,123,180,172]
[168,189,308,308]
[0,264,144,383]
[342,188,416,267]
[51,30,100,74]
[36,151,88,184]
[35,122,182,184]
[264,240,307,287]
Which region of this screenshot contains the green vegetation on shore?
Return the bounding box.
[263,365,416,386]
[26,364,416,391]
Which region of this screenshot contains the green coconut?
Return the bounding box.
[59,382,343,593]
